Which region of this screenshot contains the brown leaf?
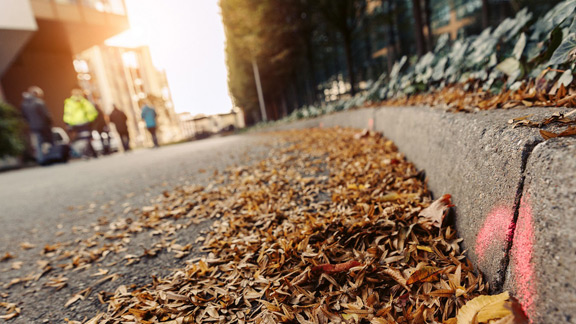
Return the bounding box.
[311,260,362,275]
[540,129,559,140]
[507,114,534,124]
[19,242,35,250]
[406,266,442,285]
[558,126,576,137]
[65,294,84,308]
[0,253,14,262]
[419,194,454,230]
[382,268,409,291]
[499,297,529,324]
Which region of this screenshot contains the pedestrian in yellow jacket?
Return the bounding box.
[63,88,99,158]
[63,88,98,126]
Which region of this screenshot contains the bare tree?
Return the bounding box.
[317,0,367,96]
[411,0,427,56]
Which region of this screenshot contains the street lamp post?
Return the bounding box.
[251,57,267,123]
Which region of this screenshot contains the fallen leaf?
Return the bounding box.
[558,126,576,137]
[507,114,534,124]
[0,253,14,262]
[312,260,362,275]
[19,242,35,250]
[456,291,510,324]
[342,312,360,321]
[353,129,371,140]
[419,194,454,230]
[10,261,22,270]
[406,266,442,285]
[540,129,559,140]
[416,245,434,253]
[65,294,84,308]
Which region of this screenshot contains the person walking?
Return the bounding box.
[141,100,159,148]
[93,104,111,155]
[20,86,54,164]
[109,104,131,152]
[63,88,99,158]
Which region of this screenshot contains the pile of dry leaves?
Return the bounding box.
[74,128,526,324]
[377,75,576,112]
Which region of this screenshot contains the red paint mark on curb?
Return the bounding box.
[368,118,374,131]
[511,195,536,320]
[319,122,324,128]
[476,205,515,262]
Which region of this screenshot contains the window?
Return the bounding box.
[81,0,126,15]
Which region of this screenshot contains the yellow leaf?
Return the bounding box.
[380,192,400,201]
[416,245,433,253]
[342,313,360,321]
[380,192,419,202]
[477,300,512,322]
[456,291,511,324]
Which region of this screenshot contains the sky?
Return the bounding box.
[107,0,232,116]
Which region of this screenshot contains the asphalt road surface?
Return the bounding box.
[0,134,268,248]
[0,133,271,323]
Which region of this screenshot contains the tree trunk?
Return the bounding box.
[342,31,356,96]
[251,58,267,122]
[388,0,402,57]
[482,0,490,29]
[364,20,374,81]
[281,94,288,117]
[385,0,396,73]
[423,0,433,51]
[331,43,342,100]
[411,0,426,56]
[303,26,319,105]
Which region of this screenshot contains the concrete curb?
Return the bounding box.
[259,106,575,323]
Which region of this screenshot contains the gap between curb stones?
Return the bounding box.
[492,138,541,293]
[368,108,539,296]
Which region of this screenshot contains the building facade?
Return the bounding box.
[178,108,245,140]
[0,0,129,128]
[74,45,184,147]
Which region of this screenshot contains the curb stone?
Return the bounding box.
[258,106,575,322]
[373,106,543,292]
[505,138,576,323]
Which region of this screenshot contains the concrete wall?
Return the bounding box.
[0,0,36,30]
[1,49,78,127]
[0,0,37,75]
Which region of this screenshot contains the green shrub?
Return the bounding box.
[0,101,25,158]
[276,0,576,123]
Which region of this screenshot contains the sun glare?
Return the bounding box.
[105,0,233,115]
